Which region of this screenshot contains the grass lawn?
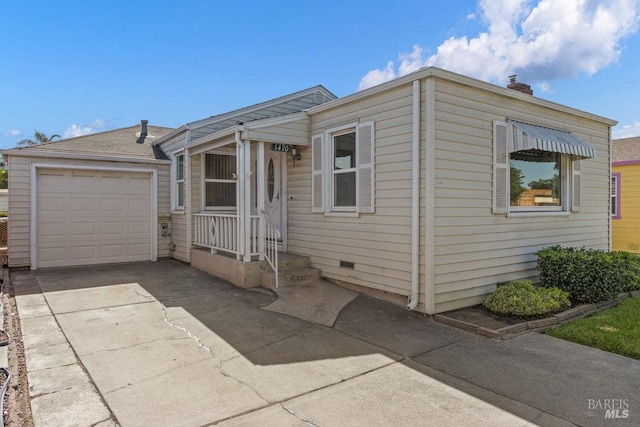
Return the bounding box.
[546,297,640,360]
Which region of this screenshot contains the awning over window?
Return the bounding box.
[508,119,596,159]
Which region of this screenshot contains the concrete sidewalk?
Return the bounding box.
[10,260,640,426]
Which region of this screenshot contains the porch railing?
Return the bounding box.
[261,210,281,288]
[193,213,259,258]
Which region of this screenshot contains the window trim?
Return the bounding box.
[202,152,237,212]
[611,173,620,219]
[493,120,583,217]
[312,121,375,215]
[171,150,185,212]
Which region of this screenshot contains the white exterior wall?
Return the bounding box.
[431,79,611,312]
[290,84,421,304]
[6,155,170,268]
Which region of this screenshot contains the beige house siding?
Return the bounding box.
[246,119,309,146]
[289,74,611,314]
[431,79,611,312]
[289,84,419,303]
[6,155,170,268]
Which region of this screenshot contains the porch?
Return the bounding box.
[175,116,313,289]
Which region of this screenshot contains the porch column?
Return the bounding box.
[243,139,252,261]
[257,142,265,260]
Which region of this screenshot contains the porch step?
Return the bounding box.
[260,254,320,290]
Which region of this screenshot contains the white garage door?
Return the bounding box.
[36,168,153,268]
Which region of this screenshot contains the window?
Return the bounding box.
[510,151,563,211]
[611,173,620,219]
[204,153,236,210]
[172,153,185,210]
[312,121,374,214]
[333,130,357,209]
[493,120,594,215]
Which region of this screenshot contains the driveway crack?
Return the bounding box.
[280,404,319,426]
[160,303,271,405]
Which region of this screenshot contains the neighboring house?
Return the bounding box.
[1,68,616,314]
[0,189,7,212]
[611,137,640,253]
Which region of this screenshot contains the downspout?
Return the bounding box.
[407,79,420,310]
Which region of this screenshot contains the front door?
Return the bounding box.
[264,151,283,249]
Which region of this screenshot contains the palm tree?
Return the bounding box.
[18,130,61,146]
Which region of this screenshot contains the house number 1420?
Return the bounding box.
[271,144,292,152]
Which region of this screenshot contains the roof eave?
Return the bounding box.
[0,149,171,165]
[307,67,618,126]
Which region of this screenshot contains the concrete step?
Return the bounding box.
[261,266,321,290]
[277,253,311,270]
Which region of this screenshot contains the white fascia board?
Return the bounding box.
[307,67,617,126]
[186,125,240,150]
[151,125,188,146]
[2,150,171,164]
[243,111,309,130]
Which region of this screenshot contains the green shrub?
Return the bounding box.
[483,280,570,317]
[536,246,640,303]
[0,211,6,218]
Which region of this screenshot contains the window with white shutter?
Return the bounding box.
[312,121,375,214]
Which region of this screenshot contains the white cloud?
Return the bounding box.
[63,118,107,138]
[359,0,640,90]
[5,129,21,137]
[613,121,640,139]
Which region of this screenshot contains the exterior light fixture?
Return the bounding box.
[291,146,301,165]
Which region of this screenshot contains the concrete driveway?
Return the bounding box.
[11,260,640,426]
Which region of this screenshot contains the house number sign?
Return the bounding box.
[271,144,292,152]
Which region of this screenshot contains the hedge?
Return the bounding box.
[536,246,640,303]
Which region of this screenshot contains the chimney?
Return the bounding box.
[507,75,533,95]
[136,119,148,144]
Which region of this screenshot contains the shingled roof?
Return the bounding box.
[612,136,640,163]
[11,124,174,160]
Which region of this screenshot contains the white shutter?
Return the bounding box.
[357,121,375,213]
[312,133,324,213]
[493,121,509,214]
[572,159,581,212]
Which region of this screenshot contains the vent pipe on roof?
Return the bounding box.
[507,75,533,95]
[136,119,148,144]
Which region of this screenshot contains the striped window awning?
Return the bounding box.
[508,119,596,159]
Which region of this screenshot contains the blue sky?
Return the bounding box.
[2,0,640,149]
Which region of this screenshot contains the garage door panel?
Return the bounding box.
[69,221,96,237]
[38,221,67,238]
[69,245,98,262]
[69,198,98,212]
[39,197,66,212]
[100,244,125,259]
[129,177,151,192]
[128,243,150,257]
[100,198,125,212]
[36,169,153,268]
[71,174,97,189]
[128,198,151,214]
[100,222,124,235]
[100,176,125,190]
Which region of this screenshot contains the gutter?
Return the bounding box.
[407,79,420,310]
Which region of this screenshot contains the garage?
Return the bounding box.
[35,168,154,268]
